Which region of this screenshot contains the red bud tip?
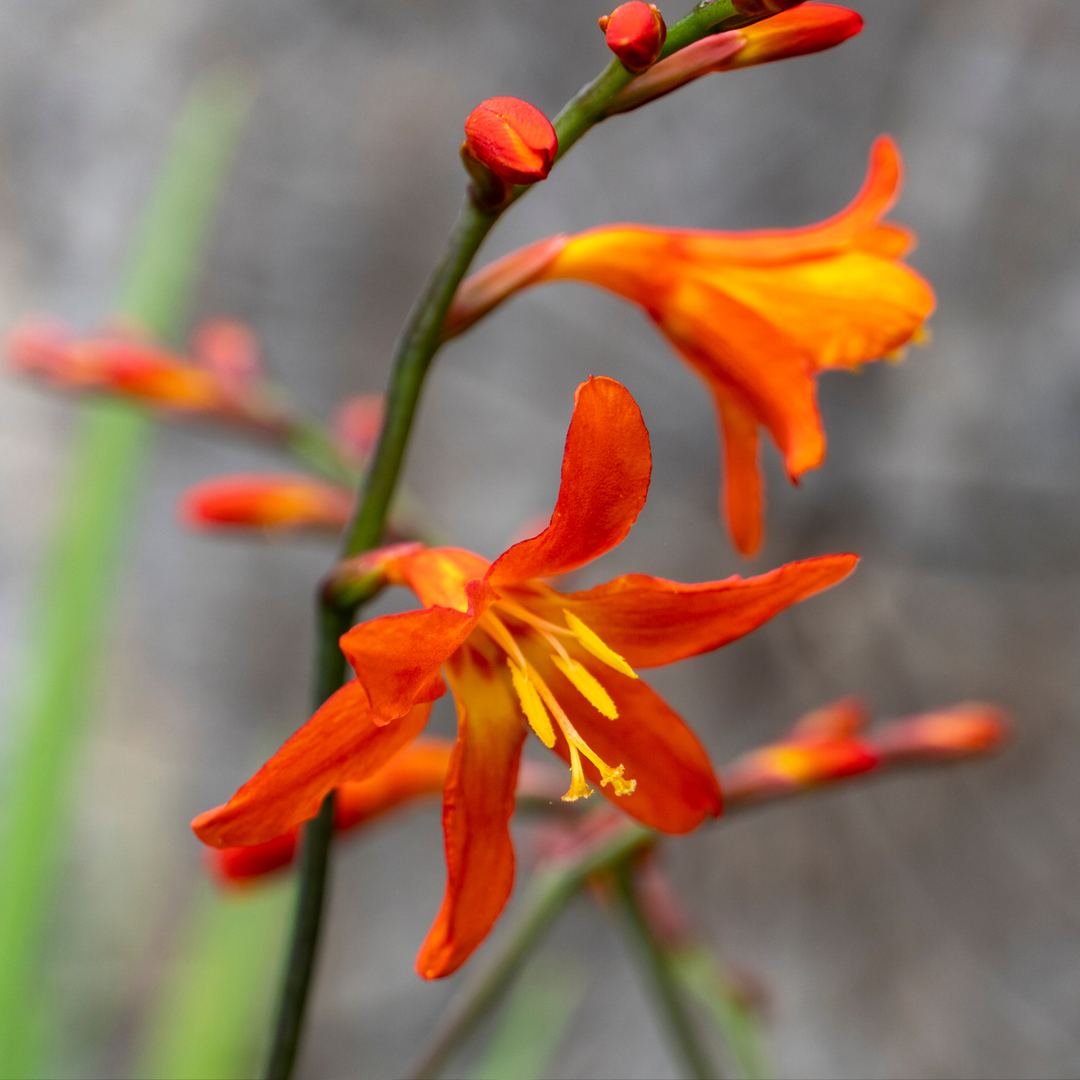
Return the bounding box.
[463,97,557,186]
[334,393,386,462]
[603,2,667,72]
[180,474,353,532]
[192,318,261,383]
[874,703,1010,763]
[731,4,863,69]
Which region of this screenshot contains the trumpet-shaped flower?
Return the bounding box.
[193,377,856,977]
[444,137,935,556]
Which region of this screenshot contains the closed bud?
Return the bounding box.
[463,96,557,188]
[728,3,863,69]
[874,703,1010,764]
[180,473,353,532]
[600,2,667,72]
[604,5,861,117]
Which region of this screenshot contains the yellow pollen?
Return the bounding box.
[552,655,618,719]
[563,610,638,679]
[508,659,556,748]
[562,745,594,802]
[481,603,636,799]
[530,663,636,800]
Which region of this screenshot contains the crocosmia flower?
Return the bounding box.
[193,377,856,977]
[444,137,935,556]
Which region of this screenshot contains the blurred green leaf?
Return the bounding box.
[670,946,774,1080]
[135,881,293,1080]
[469,956,586,1080]
[0,69,252,1079]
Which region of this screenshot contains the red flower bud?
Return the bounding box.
[600,2,667,72]
[180,473,353,532]
[463,97,557,186]
[730,3,863,69]
[874,703,1010,764]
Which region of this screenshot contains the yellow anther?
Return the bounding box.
[600,763,637,796]
[562,745,594,802]
[552,655,618,719]
[563,610,638,680]
[508,659,556,748]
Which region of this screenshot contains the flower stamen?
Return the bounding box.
[563,610,638,679]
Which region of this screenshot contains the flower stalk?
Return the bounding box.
[264,1,864,1074]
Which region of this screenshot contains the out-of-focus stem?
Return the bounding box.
[0,70,251,1080]
[611,861,721,1080]
[406,824,653,1080]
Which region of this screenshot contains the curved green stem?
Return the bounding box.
[341,201,498,557]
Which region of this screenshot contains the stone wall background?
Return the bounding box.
[2,1,1080,1077]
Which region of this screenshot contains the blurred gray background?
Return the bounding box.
[1,1,1079,1077]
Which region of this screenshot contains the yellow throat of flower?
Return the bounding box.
[479,602,638,803]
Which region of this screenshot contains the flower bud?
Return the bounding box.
[463,96,557,187]
[180,473,353,532]
[728,3,863,69]
[599,2,667,72]
[604,5,861,117]
[873,703,1009,764]
[334,393,385,462]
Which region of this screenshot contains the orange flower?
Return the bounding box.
[179,473,354,533]
[445,137,935,556]
[207,738,453,886]
[192,377,856,978]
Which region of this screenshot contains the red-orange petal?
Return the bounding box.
[560,554,858,669]
[536,649,721,833]
[488,377,651,586]
[415,642,525,979]
[206,738,453,886]
[716,393,765,556]
[191,684,433,848]
[339,578,493,724]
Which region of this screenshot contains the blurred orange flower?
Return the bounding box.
[193,377,856,978]
[445,137,934,556]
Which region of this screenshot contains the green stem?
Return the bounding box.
[341,201,498,557]
[407,825,653,1080]
[611,861,721,1080]
[263,603,352,1080]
